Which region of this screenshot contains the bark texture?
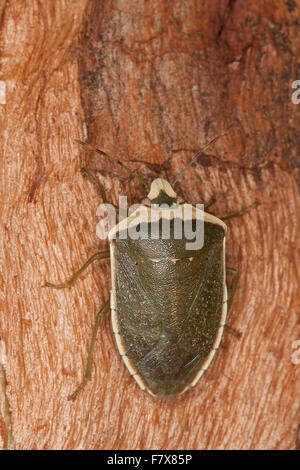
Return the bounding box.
[0,0,299,450]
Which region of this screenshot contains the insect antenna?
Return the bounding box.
[172,124,234,188]
[76,140,149,192]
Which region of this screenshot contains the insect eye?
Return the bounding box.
[134,261,138,265]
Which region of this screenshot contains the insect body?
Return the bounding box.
[109,179,227,396]
[44,134,258,399]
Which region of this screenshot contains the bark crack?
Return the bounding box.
[217,0,237,38]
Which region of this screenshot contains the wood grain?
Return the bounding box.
[0,0,299,450]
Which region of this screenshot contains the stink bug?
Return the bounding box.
[44,132,258,398]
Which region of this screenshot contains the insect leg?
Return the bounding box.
[204,195,216,211]
[81,167,127,217]
[68,299,111,401]
[78,140,149,192]
[220,201,260,221]
[42,250,110,289]
[224,267,241,338]
[81,167,109,203]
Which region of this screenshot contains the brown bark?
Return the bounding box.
[0,0,299,450]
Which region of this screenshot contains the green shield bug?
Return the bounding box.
[44,131,259,398]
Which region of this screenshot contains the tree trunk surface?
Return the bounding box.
[0,0,299,450]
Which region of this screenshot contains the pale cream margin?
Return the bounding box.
[108,204,226,240]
